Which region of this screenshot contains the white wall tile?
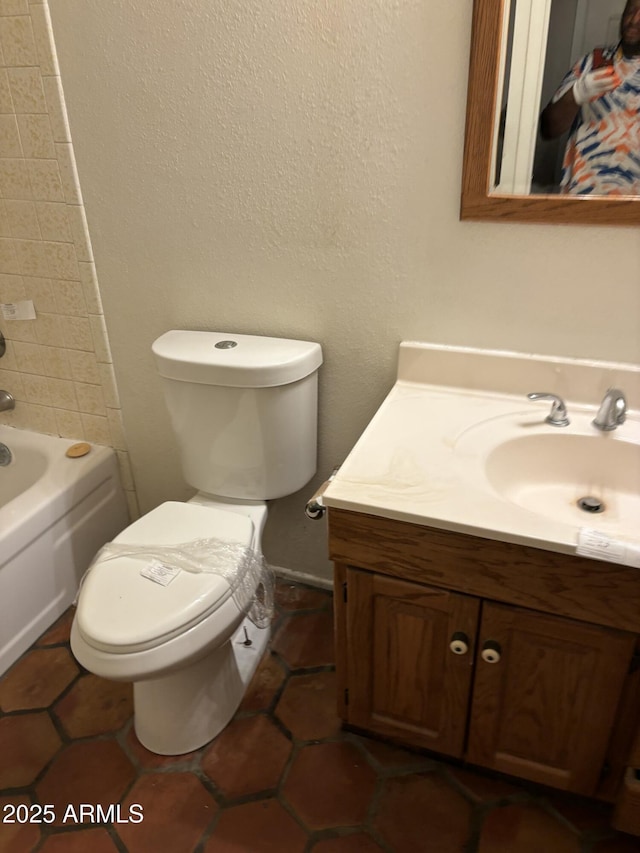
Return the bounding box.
[0,113,22,156]
[0,2,30,17]
[29,2,57,76]
[75,380,105,415]
[78,261,102,313]
[54,405,82,438]
[67,203,92,261]
[0,336,17,369]
[98,361,120,408]
[68,348,99,384]
[23,273,54,309]
[16,113,54,158]
[89,313,112,362]
[35,200,70,241]
[53,277,85,316]
[26,157,64,201]
[21,400,56,433]
[6,67,46,113]
[0,16,38,66]
[41,75,69,141]
[54,141,81,203]
[14,236,48,275]
[61,313,92,350]
[41,344,71,379]
[44,239,78,278]
[0,201,10,237]
[47,374,76,409]
[0,70,13,113]
[22,369,49,403]
[80,411,110,445]
[0,366,23,396]
[5,198,40,239]
[13,339,43,372]
[2,317,36,343]
[0,401,23,427]
[0,271,25,300]
[33,310,61,345]
[0,158,32,198]
[0,236,19,274]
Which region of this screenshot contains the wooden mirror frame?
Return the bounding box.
[461,0,640,226]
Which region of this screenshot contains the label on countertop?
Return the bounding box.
[577,528,640,569]
[0,300,36,320]
[140,560,180,586]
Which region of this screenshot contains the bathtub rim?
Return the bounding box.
[0,425,123,567]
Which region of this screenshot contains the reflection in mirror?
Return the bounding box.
[461,0,640,225]
[495,0,637,197]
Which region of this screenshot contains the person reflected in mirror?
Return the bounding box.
[540,0,640,196]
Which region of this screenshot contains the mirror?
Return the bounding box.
[461,0,640,225]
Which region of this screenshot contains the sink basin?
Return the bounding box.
[484,432,640,528]
[324,342,640,561]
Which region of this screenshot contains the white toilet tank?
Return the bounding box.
[152,331,323,500]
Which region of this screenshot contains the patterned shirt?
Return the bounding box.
[552,45,640,195]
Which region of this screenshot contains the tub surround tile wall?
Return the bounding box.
[0,0,137,518]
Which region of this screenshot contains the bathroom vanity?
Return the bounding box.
[323,343,640,834]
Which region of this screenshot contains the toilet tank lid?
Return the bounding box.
[152,330,323,388]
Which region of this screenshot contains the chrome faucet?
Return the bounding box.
[527,392,570,427]
[593,388,626,431]
[0,390,14,412]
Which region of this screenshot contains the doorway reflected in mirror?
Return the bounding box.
[460,0,640,224]
[495,0,639,197]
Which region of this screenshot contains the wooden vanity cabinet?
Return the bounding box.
[329,509,640,805]
[341,569,479,758]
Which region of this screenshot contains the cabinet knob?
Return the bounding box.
[449,632,470,655]
[481,640,502,663]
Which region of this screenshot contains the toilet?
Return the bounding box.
[70,330,323,755]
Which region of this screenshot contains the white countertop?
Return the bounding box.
[324,343,640,564]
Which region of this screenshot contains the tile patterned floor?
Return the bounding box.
[1,579,639,853]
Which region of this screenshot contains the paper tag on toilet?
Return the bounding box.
[140,560,181,586]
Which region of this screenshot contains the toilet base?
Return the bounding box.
[132,616,270,755]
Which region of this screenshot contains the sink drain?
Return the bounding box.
[577,496,605,514]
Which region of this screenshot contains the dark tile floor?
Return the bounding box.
[1,579,639,853]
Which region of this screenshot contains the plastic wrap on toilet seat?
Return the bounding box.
[79,538,274,629]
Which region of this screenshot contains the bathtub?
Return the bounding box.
[0,425,129,676]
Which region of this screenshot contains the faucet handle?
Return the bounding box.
[593,387,627,431]
[610,391,627,426]
[0,389,14,413]
[606,388,626,422]
[527,392,570,427]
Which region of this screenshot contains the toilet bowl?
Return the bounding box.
[71,330,322,755]
[71,499,271,755]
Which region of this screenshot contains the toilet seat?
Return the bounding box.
[76,502,254,655]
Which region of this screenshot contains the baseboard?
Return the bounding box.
[272,564,333,591]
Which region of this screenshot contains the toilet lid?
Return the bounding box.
[76,502,255,654]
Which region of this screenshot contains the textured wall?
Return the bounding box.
[0,0,137,517]
[48,0,640,581]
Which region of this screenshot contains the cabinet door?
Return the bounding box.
[344,568,479,758]
[467,601,636,795]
